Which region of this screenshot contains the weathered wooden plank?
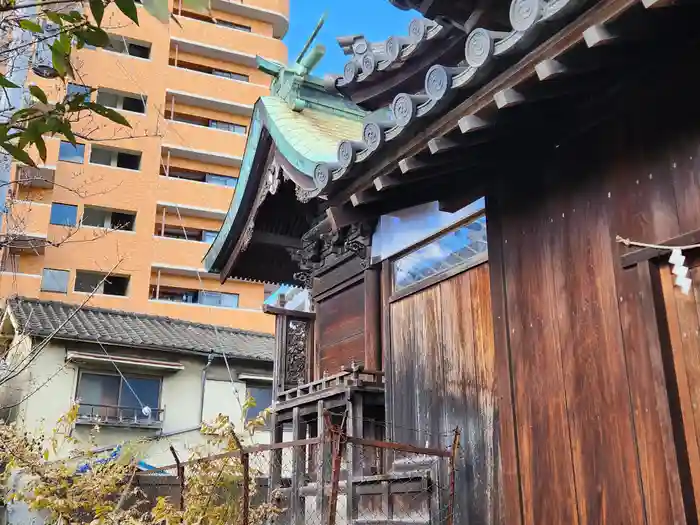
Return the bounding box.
[659,263,700,515]
[317,283,365,347]
[546,175,645,523]
[485,191,522,525]
[364,267,381,371]
[500,194,579,525]
[616,263,687,524]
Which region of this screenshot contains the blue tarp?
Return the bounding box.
[75,445,155,474]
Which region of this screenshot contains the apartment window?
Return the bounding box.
[200,291,239,308]
[58,141,85,163]
[202,230,218,243]
[217,20,251,32]
[90,146,141,170]
[205,174,238,188]
[209,120,246,134]
[40,268,69,293]
[66,83,91,101]
[212,69,249,82]
[106,35,151,59]
[150,286,238,308]
[50,203,78,226]
[246,384,272,421]
[82,206,135,231]
[96,89,146,114]
[75,270,130,296]
[76,371,161,423]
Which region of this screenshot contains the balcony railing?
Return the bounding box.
[16,165,55,188]
[76,403,164,428]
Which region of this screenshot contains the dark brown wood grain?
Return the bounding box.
[660,261,700,513]
[500,198,579,525]
[364,267,381,371]
[485,192,522,525]
[546,177,645,524]
[317,283,365,348]
[616,262,687,524]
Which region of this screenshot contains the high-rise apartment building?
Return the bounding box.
[0,0,289,333]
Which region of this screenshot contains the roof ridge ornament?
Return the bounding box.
[256,13,328,112]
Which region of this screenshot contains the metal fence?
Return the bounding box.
[139,421,459,525]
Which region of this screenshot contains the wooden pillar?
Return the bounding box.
[268,413,283,503]
[346,392,364,524]
[291,407,307,525]
[364,267,381,370]
[316,400,328,518]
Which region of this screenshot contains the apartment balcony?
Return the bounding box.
[163,120,247,159]
[16,165,55,188]
[164,65,268,107]
[171,19,286,64]
[210,0,289,38]
[157,171,235,214]
[152,235,211,270]
[5,200,50,254]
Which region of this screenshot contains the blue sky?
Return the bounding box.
[284,1,417,76]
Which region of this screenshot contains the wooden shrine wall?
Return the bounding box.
[313,256,381,379]
[388,262,502,524]
[488,68,700,525]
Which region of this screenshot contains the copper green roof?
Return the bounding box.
[204,49,367,275]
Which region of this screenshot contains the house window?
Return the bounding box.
[49,203,78,226]
[66,83,91,101]
[58,141,85,163]
[246,384,272,421]
[40,268,69,293]
[205,174,237,188]
[96,89,146,114]
[216,20,251,32]
[392,213,488,293]
[82,206,136,231]
[90,146,141,170]
[75,270,130,296]
[76,371,161,424]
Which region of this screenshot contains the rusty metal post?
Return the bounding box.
[327,419,344,525]
[446,427,461,525]
[169,445,185,511]
[241,451,250,525]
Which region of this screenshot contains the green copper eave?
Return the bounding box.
[204,23,368,274]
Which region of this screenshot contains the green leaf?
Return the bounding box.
[10,107,42,124]
[19,19,43,33]
[77,27,109,47]
[142,0,169,22]
[45,11,63,25]
[68,10,83,22]
[50,44,67,77]
[86,102,131,127]
[35,135,47,162]
[0,74,19,89]
[115,0,139,24]
[1,142,36,167]
[89,0,105,26]
[29,85,48,105]
[58,121,77,145]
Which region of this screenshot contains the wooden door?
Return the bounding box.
[389,261,501,524]
[659,251,700,517]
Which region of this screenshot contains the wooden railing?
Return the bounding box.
[277,365,384,403]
